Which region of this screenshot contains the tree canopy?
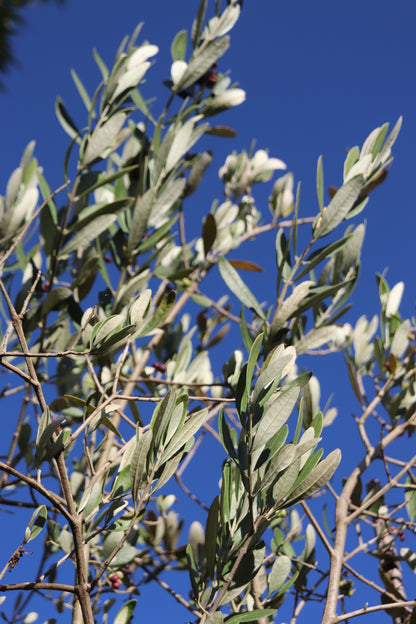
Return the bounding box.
[0,2,414,624]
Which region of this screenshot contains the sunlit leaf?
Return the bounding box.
[253,387,300,452]
[218,256,265,320]
[24,506,47,543]
[113,599,137,624]
[268,555,291,594]
[171,29,187,61]
[284,449,341,506]
[130,428,153,505]
[176,37,229,90]
[314,175,364,238]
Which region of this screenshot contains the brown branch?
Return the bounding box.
[334,600,416,623]
[321,382,416,624]
[0,581,76,593]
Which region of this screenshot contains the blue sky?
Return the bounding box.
[0,1,415,622]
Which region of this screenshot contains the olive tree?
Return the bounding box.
[0,2,414,624]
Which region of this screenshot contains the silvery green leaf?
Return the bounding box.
[1,187,38,237]
[82,112,127,166]
[203,88,246,115]
[20,140,36,172]
[130,429,153,505]
[225,610,277,624]
[343,146,360,179]
[148,178,186,227]
[185,151,212,197]
[391,319,411,358]
[273,458,301,506]
[201,3,240,40]
[111,45,158,101]
[386,281,404,317]
[315,175,364,238]
[316,155,324,212]
[344,154,372,182]
[304,523,316,559]
[295,325,342,354]
[59,528,73,554]
[259,445,297,493]
[268,555,291,594]
[253,387,300,451]
[35,407,51,448]
[118,437,135,474]
[175,37,229,90]
[150,389,177,450]
[24,505,47,544]
[296,235,352,281]
[136,290,176,338]
[55,97,80,141]
[341,223,365,270]
[129,289,152,328]
[90,314,126,349]
[171,60,188,86]
[191,0,208,48]
[127,187,157,254]
[284,449,341,506]
[271,281,314,333]
[165,117,208,173]
[378,116,402,165]
[218,256,266,320]
[152,453,182,492]
[161,408,208,464]
[78,480,102,516]
[6,166,23,207]
[252,345,296,405]
[361,124,386,158]
[171,30,187,61]
[295,430,320,468]
[405,479,416,523]
[111,547,140,569]
[71,69,93,113]
[205,615,223,624]
[113,600,137,624]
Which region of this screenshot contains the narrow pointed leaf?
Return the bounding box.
[161,409,208,464]
[137,289,176,337]
[253,387,299,451]
[177,37,229,89]
[284,449,341,506]
[314,175,364,238]
[128,187,157,254]
[218,256,265,320]
[24,505,47,543]
[113,600,137,624]
[130,429,153,505]
[316,155,324,212]
[205,496,219,579]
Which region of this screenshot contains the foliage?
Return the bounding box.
[0,2,414,624]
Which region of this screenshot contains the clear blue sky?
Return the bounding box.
[0,1,415,622]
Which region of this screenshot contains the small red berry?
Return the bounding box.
[103,255,113,263]
[109,574,118,583]
[112,580,121,589]
[152,362,167,373]
[207,69,217,87]
[41,282,51,293]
